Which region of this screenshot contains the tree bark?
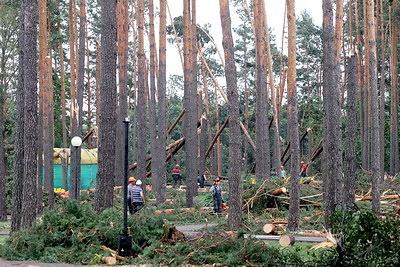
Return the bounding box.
[95,0,117,212]
[183,0,198,207]
[344,53,357,208]
[11,0,26,232]
[286,0,300,231]
[21,0,38,229]
[389,0,400,176]
[219,0,242,230]
[366,0,381,214]
[254,0,270,180]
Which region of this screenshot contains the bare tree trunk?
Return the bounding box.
[136,0,147,194]
[21,0,38,229]
[344,53,357,208]
[378,0,386,179]
[390,0,400,176]
[157,0,168,203]
[94,0,117,212]
[183,0,198,207]
[116,0,129,186]
[366,0,381,214]
[333,0,344,203]
[40,0,54,208]
[254,0,269,180]
[219,0,242,230]
[11,0,26,232]
[323,0,342,228]
[286,0,300,231]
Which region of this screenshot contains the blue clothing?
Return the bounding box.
[210,184,223,214]
[130,186,143,203]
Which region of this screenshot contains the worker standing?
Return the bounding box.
[172,164,181,188]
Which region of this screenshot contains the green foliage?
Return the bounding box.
[0,198,163,264]
[329,208,400,266]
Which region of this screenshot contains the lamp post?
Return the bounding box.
[71,136,82,200]
[118,117,132,257]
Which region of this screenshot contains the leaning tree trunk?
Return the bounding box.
[366,0,381,214]
[286,0,300,231]
[94,0,117,212]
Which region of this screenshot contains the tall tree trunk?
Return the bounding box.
[333,0,344,203]
[40,0,54,208]
[344,53,357,208]
[183,0,198,207]
[12,0,26,232]
[366,0,381,214]
[116,0,129,186]
[254,0,269,180]
[390,0,399,176]
[21,0,38,229]
[156,0,168,203]
[94,0,117,212]
[219,0,242,230]
[286,0,300,231]
[323,0,342,228]
[95,40,100,148]
[136,0,147,194]
[148,0,158,199]
[378,0,386,179]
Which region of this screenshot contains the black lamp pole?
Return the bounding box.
[118,117,132,257]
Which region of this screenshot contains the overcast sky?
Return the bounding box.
[166,0,323,76]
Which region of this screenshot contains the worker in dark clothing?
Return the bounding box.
[210,177,223,215]
[172,164,181,188]
[197,170,210,188]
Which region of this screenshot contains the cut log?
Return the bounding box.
[272,219,288,225]
[154,207,212,214]
[271,187,287,196]
[263,224,276,234]
[103,256,116,265]
[279,234,295,246]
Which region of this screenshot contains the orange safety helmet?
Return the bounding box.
[128,177,136,183]
[214,177,220,182]
[175,164,180,168]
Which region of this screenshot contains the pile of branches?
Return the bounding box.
[0,198,163,265]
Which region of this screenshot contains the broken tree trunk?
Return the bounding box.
[270,187,287,196]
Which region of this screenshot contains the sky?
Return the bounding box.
[166,0,323,76]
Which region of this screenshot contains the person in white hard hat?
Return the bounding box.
[130,179,145,214]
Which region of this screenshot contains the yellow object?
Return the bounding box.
[250,177,256,184]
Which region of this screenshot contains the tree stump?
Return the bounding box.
[279,234,295,246]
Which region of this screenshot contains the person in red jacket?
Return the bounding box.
[300,161,308,178]
[172,164,181,188]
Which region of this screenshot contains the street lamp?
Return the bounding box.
[118,117,132,257]
[71,136,82,200]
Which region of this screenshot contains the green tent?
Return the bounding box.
[52,148,98,190]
